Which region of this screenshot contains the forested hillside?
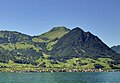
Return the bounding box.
[0,26,120,71]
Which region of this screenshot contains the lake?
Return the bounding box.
[0,72,120,83]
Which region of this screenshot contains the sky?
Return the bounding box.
[0,0,120,47]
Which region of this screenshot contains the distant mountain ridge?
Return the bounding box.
[111,45,120,54]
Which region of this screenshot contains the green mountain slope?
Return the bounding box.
[0,27,119,71]
[50,27,120,61]
[32,26,70,42]
[0,27,70,64]
[32,26,70,50]
[39,26,70,40]
[0,30,32,44]
[0,31,46,64]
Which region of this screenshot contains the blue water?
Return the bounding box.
[0,72,120,83]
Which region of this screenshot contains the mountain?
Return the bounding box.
[0,30,43,64]
[50,27,120,60]
[0,30,32,44]
[0,27,120,70]
[111,45,120,54]
[32,26,70,42]
[0,27,70,64]
[32,26,70,50]
[39,26,70,40]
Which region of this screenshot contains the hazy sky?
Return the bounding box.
[0,0,120,47]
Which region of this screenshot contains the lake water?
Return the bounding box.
[0,72,120,83]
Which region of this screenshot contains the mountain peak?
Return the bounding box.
[72,27,84,32]
[38,26,70,40]
[50,26,70,32]
[51,27,119,60]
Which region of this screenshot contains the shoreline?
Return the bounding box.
[0,68,120,73]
